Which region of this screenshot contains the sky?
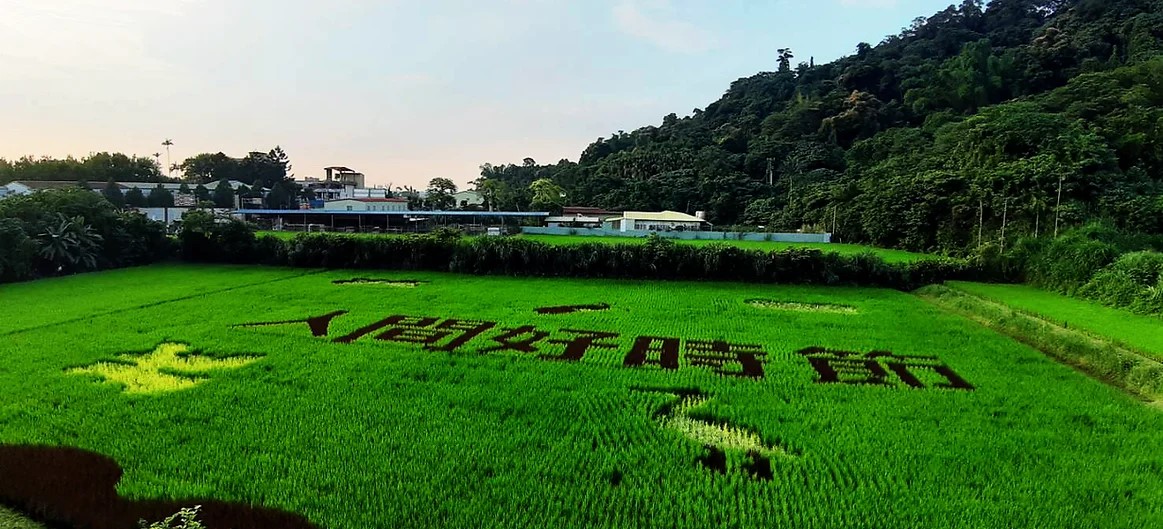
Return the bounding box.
[0,0,960,189]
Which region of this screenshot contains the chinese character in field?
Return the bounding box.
[686,340,767,378]
[623,336,681,370]
[481,325,552,354]
[541,329,620,362]
[334,315,496,352]
[67,343,260,395]
[235,311,349,337]
[798,347,973,390]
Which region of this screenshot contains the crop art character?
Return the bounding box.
[685,340,767,378]
[483,326,620,362]
[335,316,497,352]
[539,329,620,362]
[798,347,974,390]
[623,336,681,370]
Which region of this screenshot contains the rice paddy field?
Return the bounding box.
[947,281,1163,360]
[2,266,1163,528]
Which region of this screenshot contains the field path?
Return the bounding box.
[916,284,1163,406]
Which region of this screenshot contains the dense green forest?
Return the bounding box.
[477,0,1163,253]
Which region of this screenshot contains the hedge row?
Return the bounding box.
[0,190,171,283]
[180,227,983,290]
[999,223,1163,316]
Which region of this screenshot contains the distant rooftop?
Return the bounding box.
[325,197,407,203]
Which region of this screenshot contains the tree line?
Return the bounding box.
[474,0,1163,253]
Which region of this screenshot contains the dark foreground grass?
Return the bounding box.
[1,267,1162,528]
[947,281,1163,360]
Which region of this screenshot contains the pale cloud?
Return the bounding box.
[612,0,716,54]
[0,0,198,81]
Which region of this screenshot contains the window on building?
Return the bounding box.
[347,206,353,211]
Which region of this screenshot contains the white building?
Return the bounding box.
[322,198,409,212]
[1,181,107,196]
[117,180,248,197]
[454,190,484,208]
[605,211,709,232]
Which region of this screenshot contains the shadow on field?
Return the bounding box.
[0,445,319,529]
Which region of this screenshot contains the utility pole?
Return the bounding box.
[1000,197,1009,252]
[1054,175,1064,237]
[977,198,984,247]
[832,206,838,236]
[766,159,774,186]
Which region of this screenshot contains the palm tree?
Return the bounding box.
[161,139,174,178]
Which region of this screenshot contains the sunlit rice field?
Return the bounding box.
[1,266,1161,528]
[947,281,1163,360]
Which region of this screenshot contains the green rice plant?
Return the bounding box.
[946,281,1163,360]
[139,507,204,529]
[0,505,46,529]
[2,266,1163,528]
[916,284,1163,399]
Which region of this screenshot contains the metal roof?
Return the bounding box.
[546,216,604,223]
[324,197,407,203]
[617,211,706,222]
[236,209,549,217]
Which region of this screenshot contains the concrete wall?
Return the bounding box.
[521,226,831,243]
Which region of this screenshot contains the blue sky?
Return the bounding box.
[1,0,960,188]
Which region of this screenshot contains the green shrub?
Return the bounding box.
[0,189,171,283]
[1080,251,1163,316]
[1023,233,1120,293]
[178,210,261,264]
[0,219,37,283]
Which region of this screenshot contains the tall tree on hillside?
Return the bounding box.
[777,48,795,72]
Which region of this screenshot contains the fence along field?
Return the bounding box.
[2,267,1162,528]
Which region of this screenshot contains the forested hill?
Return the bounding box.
[477,0,1163,252]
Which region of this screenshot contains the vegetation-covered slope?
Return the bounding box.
[478,0,1163,252]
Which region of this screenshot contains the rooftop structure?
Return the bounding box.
[323,166,366,188]
[606,211,709,232]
